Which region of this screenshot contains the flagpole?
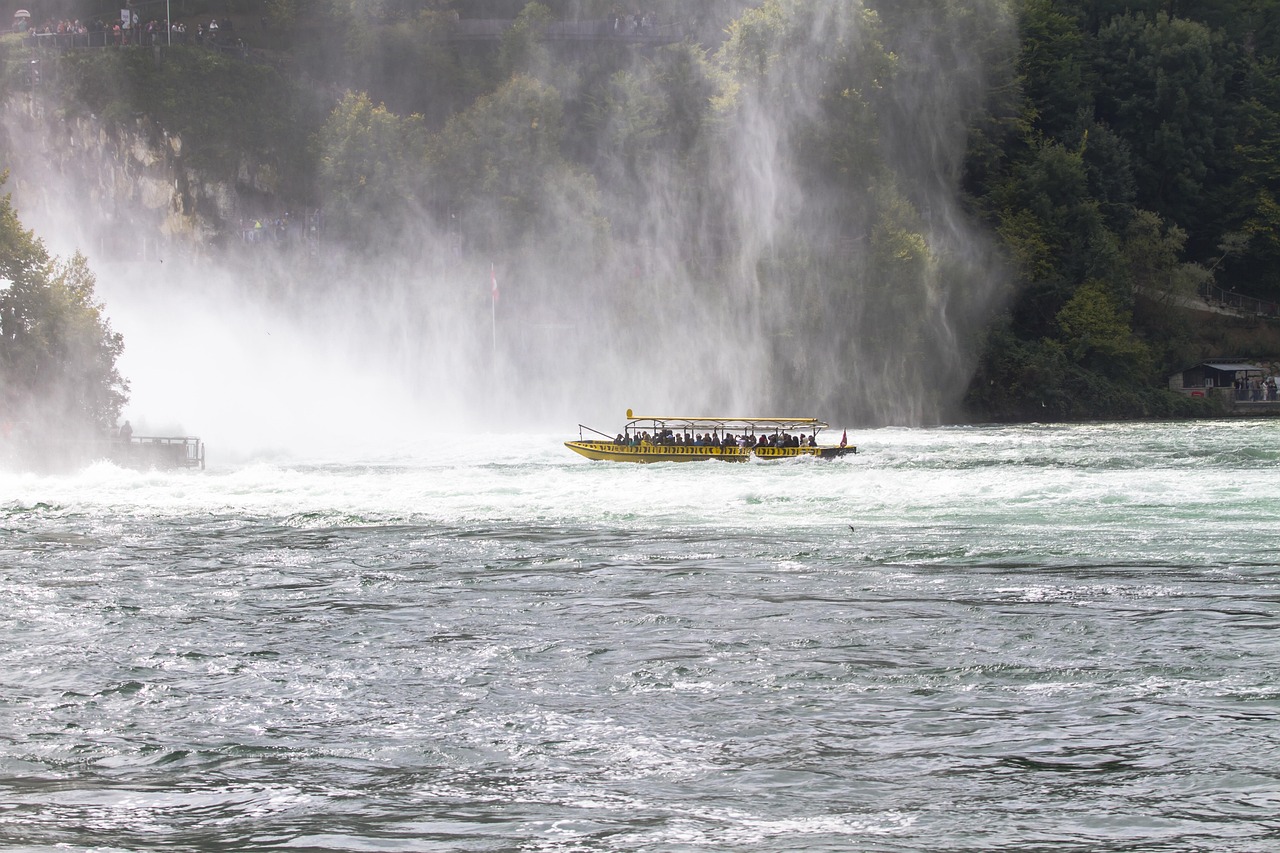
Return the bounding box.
[490,262,497,355]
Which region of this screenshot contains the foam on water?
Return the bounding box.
[2,421,1279,851]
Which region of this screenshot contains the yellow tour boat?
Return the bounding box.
[566,409,856,463]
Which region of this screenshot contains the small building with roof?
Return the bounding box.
[1168,359,1264,394]
[1169,358,1280,408]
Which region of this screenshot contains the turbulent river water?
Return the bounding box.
[2,421,1278,852]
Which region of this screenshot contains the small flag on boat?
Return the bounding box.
[491,262,499,303]
[840,430,847,447]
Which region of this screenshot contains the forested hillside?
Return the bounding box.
[965,0,1280,419]
[5,0,1280,424]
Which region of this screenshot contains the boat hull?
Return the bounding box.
[564,440,855,463]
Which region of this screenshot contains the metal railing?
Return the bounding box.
[23,18,684,52]
[445,17,683,43]
[25,30,251,59]
[1,433,206,470]
[1199,282,1280,318]
[113,436,206,469]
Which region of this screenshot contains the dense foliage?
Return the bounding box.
[47,45,324,186]
[0,175,127,441]
[8,0,1280,422]
[960,0,1280,420]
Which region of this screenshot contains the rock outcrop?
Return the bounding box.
[2,92,275,258]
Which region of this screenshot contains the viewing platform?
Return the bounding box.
[444,18,683,45]
[21,17,686,53]
[1169,358,1280,415]
[1,433,206,471]
[109,435,206,470]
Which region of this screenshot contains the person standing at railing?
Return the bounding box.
[119,420,133,444]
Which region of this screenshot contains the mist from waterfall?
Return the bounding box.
[479,0,1016,428]
[2,0,1016,459]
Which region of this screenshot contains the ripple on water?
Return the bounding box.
[2,425,1279,850]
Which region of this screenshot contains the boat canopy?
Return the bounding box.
[622,410,828,434]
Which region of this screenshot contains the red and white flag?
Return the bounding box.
[491,262,499,303]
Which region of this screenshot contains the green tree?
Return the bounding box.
[583,68,665,193]
[317,91,430,242]
[1017,0,1092,141]
[1121,209,1209,307]
[337,4,484,122]
[1225,54,1280,293]
[586,41,717,174]
[51,47,323,192]
[498,2,553,81]
[998,140,1117,331]
[0,179,127,439]
[1055,278,1151,377]
[428,74,602,254]
[1079,120,1137,231]
[265,0,298,27]
[1093,14,1232,245]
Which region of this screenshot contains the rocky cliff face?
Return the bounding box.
[2,92,263,259]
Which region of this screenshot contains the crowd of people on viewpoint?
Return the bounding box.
[17,10,673,49]
[610,12,661,32]
[1234,376,1279,401]
[614,430,820,449]
[17,14,243,50]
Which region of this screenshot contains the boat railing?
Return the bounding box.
[619,420,824,442]
[575,423,618,441]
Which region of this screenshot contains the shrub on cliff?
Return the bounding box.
[50,46,323,195]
